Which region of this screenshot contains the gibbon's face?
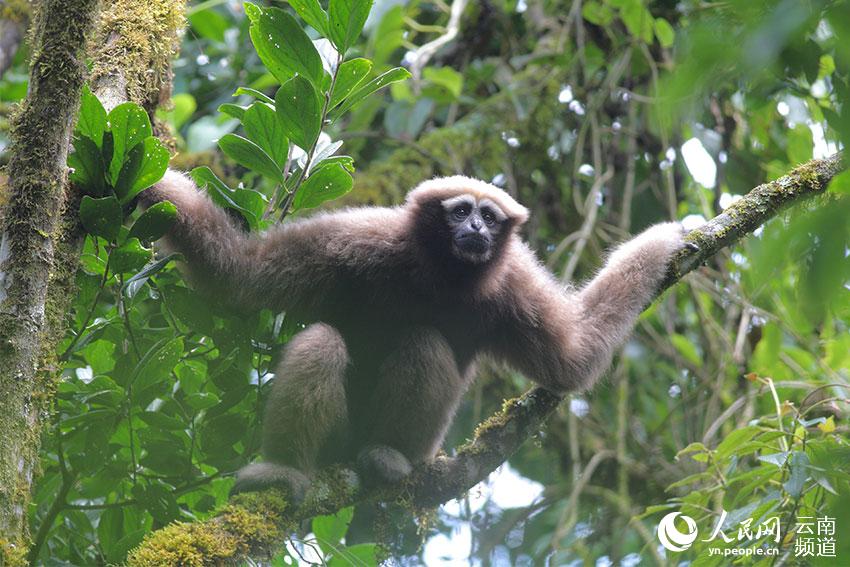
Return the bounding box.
[441,194,507,264]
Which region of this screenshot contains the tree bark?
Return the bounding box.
[0,0,100,560]
[127,153,845,566]
[18,1,185,563]
[0,0,185,562]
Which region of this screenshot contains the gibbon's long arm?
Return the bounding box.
[492,223,685,393]
[142,171,402,314]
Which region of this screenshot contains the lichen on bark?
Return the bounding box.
[89,0,185,121]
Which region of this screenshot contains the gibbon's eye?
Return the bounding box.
[453,205,471,219]
[481,209,497,225]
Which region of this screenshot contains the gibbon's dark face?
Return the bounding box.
[441,194,507,264]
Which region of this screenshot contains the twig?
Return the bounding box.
[408,0,469,92]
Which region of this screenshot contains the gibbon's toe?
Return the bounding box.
[230,462,311,504]
[357,445,413,485]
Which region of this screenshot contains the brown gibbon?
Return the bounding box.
[142,170,685,500]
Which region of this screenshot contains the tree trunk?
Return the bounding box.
[0,0,101,560]
[0,0,186,562]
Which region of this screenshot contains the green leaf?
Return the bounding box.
[108,103,153,183]
[787,123,814,164]
[819,54,836,77]
[783,451,810,497]
[123,253,178,298]
[164,286,215,334]
[166,93,196,130]
[132,337,184,392]
[69,136,107,196]
[828,169,850,194]
[423,66,464,100]
[275,76,322,150]
[330,67,411,119]
[139,411,185,430]
[329,58,372,109]
[328,0,373,53]
[327,543,378,567]
[218,133,283,183]
[243,102,290,169]
[185,392,220,411]
[77,85,107,146]
[249,7,323,86]
[309,140,343,173]
[715,426,763,461]
[244,1,262,23]
[218,103,249,120]
[288,0,329,36]
[665,471,714,490]
[102,130,114,168]
[670,333,701,366]
[320,155,354,173]
[619,2,654,44]
[190,166,268,230]
[582,1,613,25]
[79,195,122,242]
[114,137,170,204]
[313,507,354,553]
[110,238,153,274]
[676,441,707,458]
[129,201,177,242]
[233,87,275,105]
[97,508,124,562]
[293,163,353,211]
[188,9,229,42]
[653,17,675,48]
[131,480,179,524]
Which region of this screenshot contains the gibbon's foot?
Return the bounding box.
[230,462,311,504]
[357,445,413,486]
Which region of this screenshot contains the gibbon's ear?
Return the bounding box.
[406,176,530,226]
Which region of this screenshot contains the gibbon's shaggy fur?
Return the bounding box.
[143,170,685,499]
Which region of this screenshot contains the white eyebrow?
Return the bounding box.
[441,195,476,210]
[478,198,507,221]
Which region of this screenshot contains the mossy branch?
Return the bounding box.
[127,153,844,566]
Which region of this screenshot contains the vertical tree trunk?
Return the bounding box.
[0,0,186,561]
[0,0,100,559]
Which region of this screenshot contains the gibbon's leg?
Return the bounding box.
[358,328,467,484]
[232,323,350,500]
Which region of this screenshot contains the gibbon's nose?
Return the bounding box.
[470,217,483,231]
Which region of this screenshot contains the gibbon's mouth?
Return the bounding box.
[457,233,491,254]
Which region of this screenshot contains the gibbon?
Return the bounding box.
[142,171,685,500]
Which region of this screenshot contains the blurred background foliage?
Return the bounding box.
[2,0,850,564]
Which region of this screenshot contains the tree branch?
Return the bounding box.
[127,153,844,566]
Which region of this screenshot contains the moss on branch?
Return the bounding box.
[89,0,185,115]
[127,153,844,565]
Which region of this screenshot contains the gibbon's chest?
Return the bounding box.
[321,271,494,368]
